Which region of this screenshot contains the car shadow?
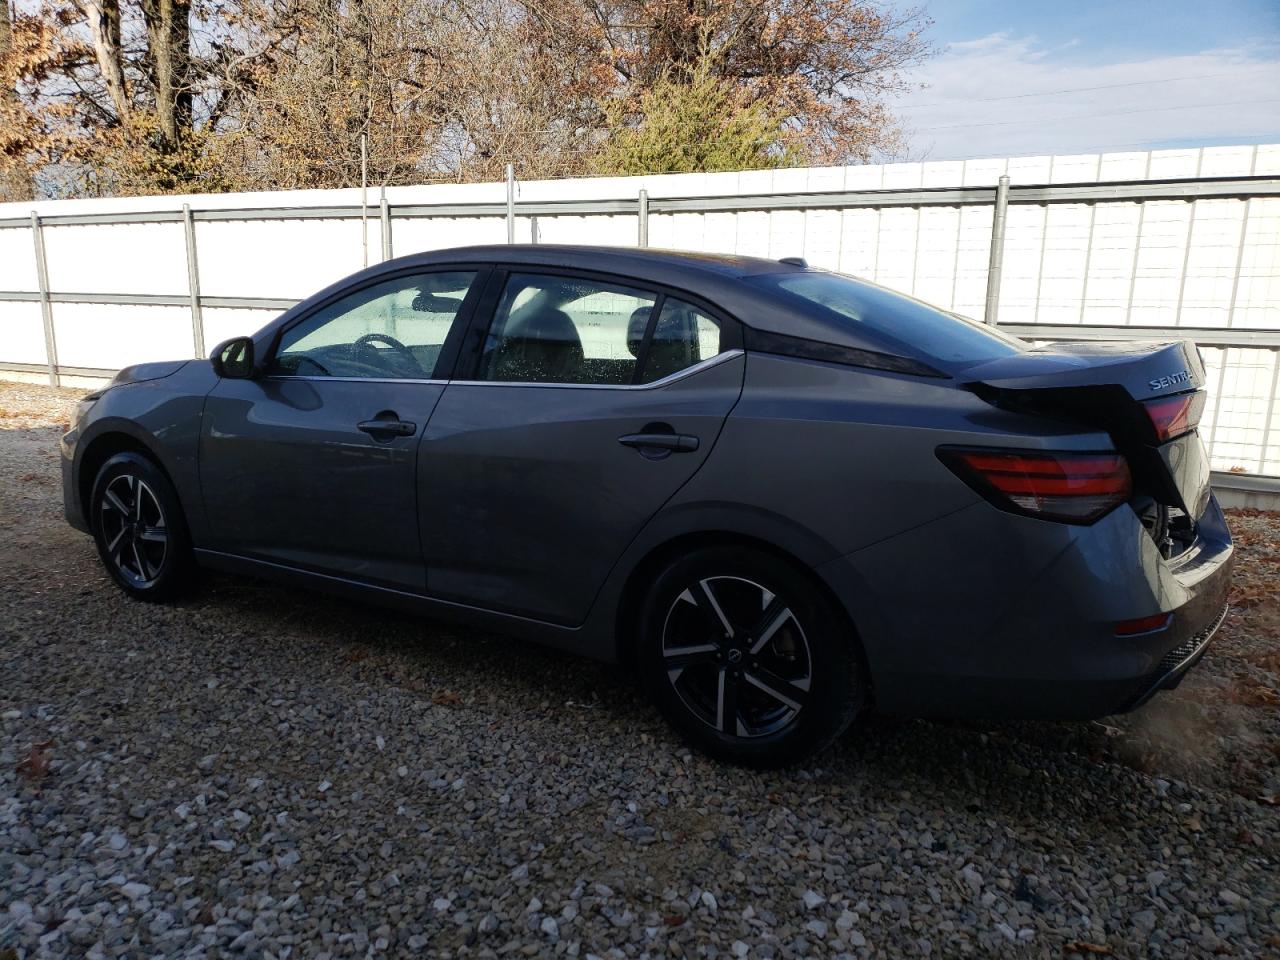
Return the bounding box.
[170,566,1204,835]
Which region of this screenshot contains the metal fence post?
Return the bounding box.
[182,204,206,358]
[505,164,515,243]
[380,195,392,261]
[638,189,649,247]
[30,212,58,386]
[360,133,369,268]
[983,174,1010,325]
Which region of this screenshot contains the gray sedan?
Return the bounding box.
[61,245,1233,766]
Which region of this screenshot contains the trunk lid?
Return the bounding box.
[964,339,1211,546]
[961,339,1204,398]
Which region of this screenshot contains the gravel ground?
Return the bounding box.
[1,380,1278,959]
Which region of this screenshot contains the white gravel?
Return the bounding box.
[1,386,1278,958]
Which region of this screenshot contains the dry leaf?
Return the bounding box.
[1063,942,1113,956]
[432,690,463,707]
[16,740,54,781]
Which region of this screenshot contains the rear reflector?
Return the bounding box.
[1114,612,1172,636]
[1142,390,1205,444]
[939,448,1132,524]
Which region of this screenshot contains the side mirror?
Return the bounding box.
[210,336,256,379]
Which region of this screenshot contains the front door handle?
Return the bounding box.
[357,412,417,439]
[618,432,699,453]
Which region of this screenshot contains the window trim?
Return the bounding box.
[630,293,663,386]
[448,349,744,391]
[455,265,742,387]
[264,264,492,382]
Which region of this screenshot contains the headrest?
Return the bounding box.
[627,305,653,358]
[513,307,580,344]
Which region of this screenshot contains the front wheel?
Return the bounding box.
[90,452,194,601]
[637,546,865,767]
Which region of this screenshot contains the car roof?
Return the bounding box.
[398,244,800,280]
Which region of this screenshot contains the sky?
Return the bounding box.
[890,0,1280,160]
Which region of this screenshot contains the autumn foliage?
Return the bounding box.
[0,0,930,198]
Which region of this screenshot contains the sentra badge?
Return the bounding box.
[1149,369,1191,391]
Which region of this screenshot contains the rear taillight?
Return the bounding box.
[1142,390,1205,444]
[939,448,1132,524]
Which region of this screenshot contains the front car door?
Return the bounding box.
[420,269,745,624]
[199,267,484,590]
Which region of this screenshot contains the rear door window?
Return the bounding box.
[635,298,723,384]
[476,273,734,385]
[478,274,660,384]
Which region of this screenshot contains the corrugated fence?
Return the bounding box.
[1,144,1278,477]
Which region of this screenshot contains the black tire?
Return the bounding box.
[90,452,194,602]
[637,546,865,768]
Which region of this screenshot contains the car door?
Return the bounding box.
[420,269,745,624]
[199,267,485,590]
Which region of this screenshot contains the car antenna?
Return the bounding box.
[778,257,808,267]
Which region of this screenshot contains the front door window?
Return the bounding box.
[272,271,477,380]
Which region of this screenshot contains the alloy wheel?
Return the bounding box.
[661,576,813,738]
[99,474,168,587]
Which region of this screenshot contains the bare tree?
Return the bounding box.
[139,0,191,148]
[1,0,930,196]
[80,0,128,119]
[0,0,34,199]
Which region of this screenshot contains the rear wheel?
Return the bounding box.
[90,452,194,601]
[637,546,864,767]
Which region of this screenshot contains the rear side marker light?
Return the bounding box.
[1115,613,1172,637]
[938,448,1132,524]
[1142,391,1205,444]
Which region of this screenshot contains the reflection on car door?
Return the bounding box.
[419,270,745,625]
[199,268,483,590]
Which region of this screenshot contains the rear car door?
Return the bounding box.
[420,269,745,624]
[199,268,484,590]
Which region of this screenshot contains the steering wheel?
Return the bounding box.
[293,355,330,376]
[353,332,422,374]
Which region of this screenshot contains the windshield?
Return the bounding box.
[746,271,1025,366]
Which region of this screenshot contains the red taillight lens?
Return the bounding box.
[1114,612,1172,637]
[940,448,1132,524]
[1142,391,1205,443]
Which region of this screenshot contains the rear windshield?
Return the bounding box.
[745,271,1025,365]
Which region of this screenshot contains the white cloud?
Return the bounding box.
[890,33,1280,159]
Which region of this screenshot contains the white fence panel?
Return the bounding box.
[392,216,506,256]
[53,303,194,369]
[0,301,49,365]
[197,218,366,299]
[1205,347,1280,473]
[202,307,272,351]
[0,224,37,291]
[1235,197,1280,328]
[43,222,187,296]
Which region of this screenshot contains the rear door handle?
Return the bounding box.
[618,432,699,453]
[357,417,417,439]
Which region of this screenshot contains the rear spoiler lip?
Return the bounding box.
[960,338,1205,401]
